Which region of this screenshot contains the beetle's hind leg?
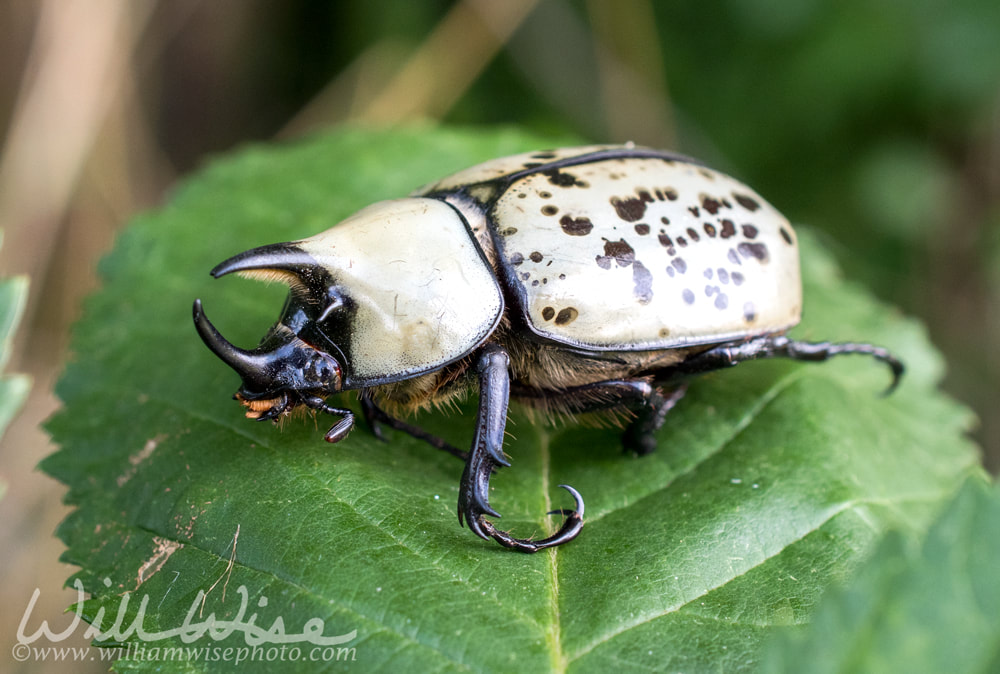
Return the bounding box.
[511,379,690,456]
[359,391,468,460]
[672,334,904,394]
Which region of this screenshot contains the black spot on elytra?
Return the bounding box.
[666,267,675,277]
[560,215,593,236]
[543,168,587,188]
[704,223,717,237]
[532,152,557,159]
[720,219,736,238]
[510,252,524,265]
[611,191,654,222]
[714,293,729,310]
[594,238,655,303]
[522,162,542,169]
[542,306,555,321]
[671,258,687,274]
[664,187,678,200]
[738,241,769,262]
[500,227,518,237]
[701,196,723,215]
[688,206,700,217]
[661,216,670,225]
[686,227,700,242]
[555,307,579,325]
[718,268,730,284]
[682,288,695,305]
[634,224,650,235]
[529,251,543,263]
[734,193,761,211]
[677,236,688,247]
[704,268,713,279]
[520,272,530,281]
[741,224,759,239]
[538,191,552,199]
[532,280,539,286]
[780,227,794,245]
[731,271,745,285]
[541,205,558,216]
[728,249,742,265]
[743,302,756,322]
[596,238,636,268]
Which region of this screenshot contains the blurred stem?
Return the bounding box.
[357,0,541,123]
[584,0,674,148]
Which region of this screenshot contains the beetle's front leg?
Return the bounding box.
[458,344,584,553]
[301,395,356,443]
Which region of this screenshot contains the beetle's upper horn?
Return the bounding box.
[209,243,315,284]
[192,299,272,383]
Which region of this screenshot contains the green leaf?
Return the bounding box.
[43,126,979,672]
[760,476,1000,674]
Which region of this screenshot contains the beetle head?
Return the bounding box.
[193,242,348,421]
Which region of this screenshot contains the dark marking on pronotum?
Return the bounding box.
[520,272,530,281]
[529,251,543,263]
[720,219,736,239]
[560,215,594,236]
[510,252,524,265]
[734,193,760,211]
[738,242,769,262]
[611,191,654,222]
[780,227,794,245]
[541,205,558,216]
[531,152,557,159]
[499,227,518,237]
[743,301,756,322]
[682,288,695,305]
[664,187,678,200]
[741,224,759,239]
[554,307,579,325]
[688,206,700,217]
[532,280,539,286]
[542,306,555,321]
[634,224,650,235]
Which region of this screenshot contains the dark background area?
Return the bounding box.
[1,2,997,671]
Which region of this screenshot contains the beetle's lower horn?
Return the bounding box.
[192,299,271,382]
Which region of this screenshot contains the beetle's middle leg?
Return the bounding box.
[359,391,468,460]
[460,343,584,553]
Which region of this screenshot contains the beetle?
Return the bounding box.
[193,144,902,553]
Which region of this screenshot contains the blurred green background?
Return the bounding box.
[0,2,996,671]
